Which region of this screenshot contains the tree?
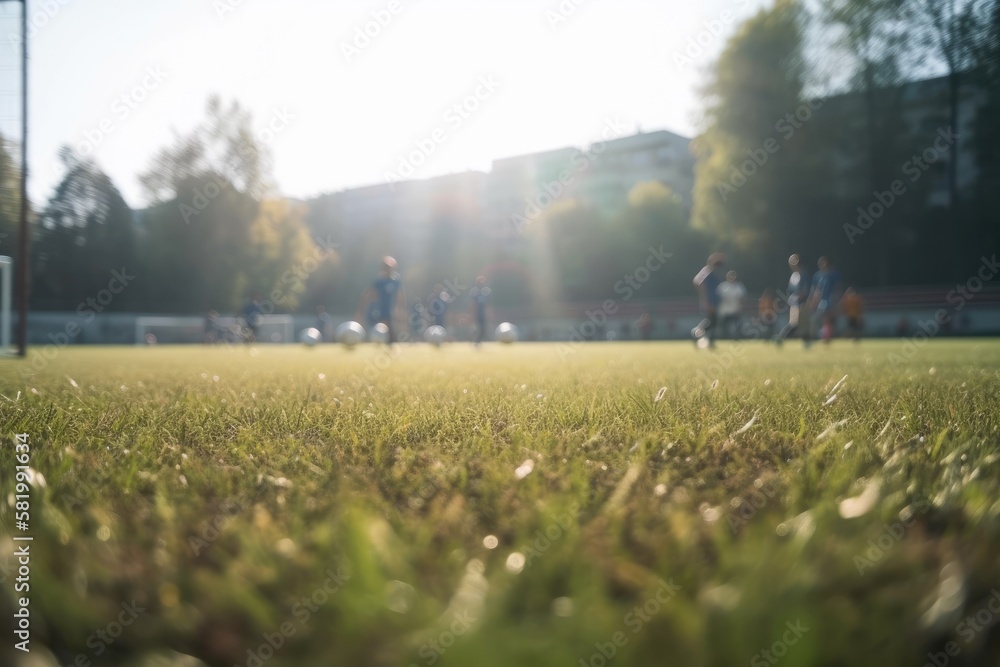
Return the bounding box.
[244,199,321,312]
[32,150,136,310]
[139,96,271,203]
[615,182,709,298]
[134,97,316,314]
[691,0,817,263]
[0,134,20,260]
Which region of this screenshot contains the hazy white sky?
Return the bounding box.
[0,0,770,208]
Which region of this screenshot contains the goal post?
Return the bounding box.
[0,255,11,352]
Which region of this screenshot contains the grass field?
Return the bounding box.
[2,340,1000,667]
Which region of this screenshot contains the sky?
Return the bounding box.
[0,0,771,208]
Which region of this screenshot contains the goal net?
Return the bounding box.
[135,315,295,345]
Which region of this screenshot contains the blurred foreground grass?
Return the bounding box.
[2,340,1000,666]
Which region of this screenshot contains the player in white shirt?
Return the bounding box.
[716,270,747,340]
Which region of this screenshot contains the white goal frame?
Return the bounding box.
[0,256,11,353]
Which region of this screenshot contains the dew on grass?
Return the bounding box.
[23,467,47,489]
[839,478,880,518]
[505,552,526,574]
[483,535,499,549]
[553,596,575,617]
[921,562,967,629]
[276,538,297,558]
[159,583,180,608]
[515,459,534,480]
[816,419,849,442]
[702,584,740,611]
[385,580,416,614]
[700,503,722,523]
[733,410,759,436]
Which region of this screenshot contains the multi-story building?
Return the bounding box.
[313,127,696,246]
[575,129,695,213]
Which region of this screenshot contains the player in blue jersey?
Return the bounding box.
[470,275,491,345]
[808,256,840,343]
[692,253,725,348]
[358,256,405,344]
[776,254,811,347]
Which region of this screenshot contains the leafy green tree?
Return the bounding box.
[0,134,20,260]
[135,97,315,314]
[691,0,816,261]
[32,150,136,310]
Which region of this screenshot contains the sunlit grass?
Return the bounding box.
[1,340,1000,666]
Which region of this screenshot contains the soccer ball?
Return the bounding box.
[300,328,322,347]
[496,322,519,344]
[336,321,366,348]
[371,322,390,344]
[424,325,447,347]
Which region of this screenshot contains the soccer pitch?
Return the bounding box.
[2,341,1000,666]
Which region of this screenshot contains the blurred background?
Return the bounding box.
[0,0,999,344]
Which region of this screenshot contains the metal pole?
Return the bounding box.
[0,256,11,350]
[16,0,27,356]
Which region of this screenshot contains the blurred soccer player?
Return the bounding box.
[357,256,405,344]
[717,270,747,340]
[808,256,841,342]
[841,287,864,342]
[775,254,810,347]
[470,275,491,345]
[692,252,725,348]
